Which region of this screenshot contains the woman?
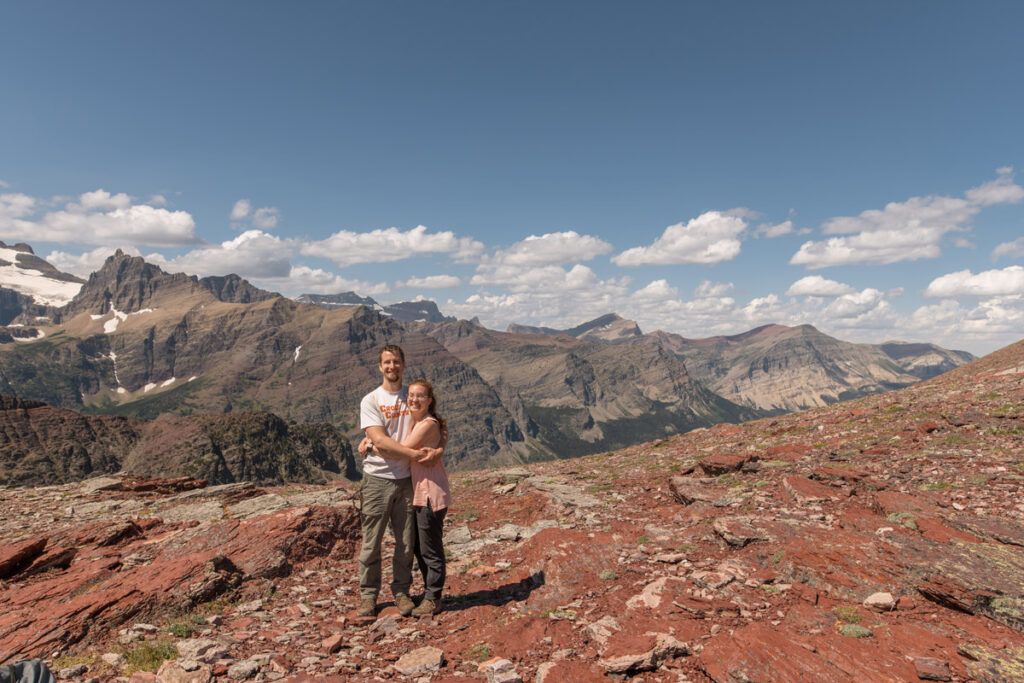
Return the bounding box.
[361,379,451,616]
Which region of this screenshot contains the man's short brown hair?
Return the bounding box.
[378,344,405,364]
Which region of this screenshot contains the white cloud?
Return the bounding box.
[1,193,36,221]
[148,194,167,207]
[302,225,483,267]
[230,199,252,220]
[791,227,945,268]
[992,237,1024,261]
[2,190,199,247]
[39,205,198,246]
[252,207,279,229]
[824,288,886,318]
[786,275,856,297]
[909,295,1024,353]
[0,180,10,188]
[965,167,1024,205]
[485,231,612,267]
[756,220,794,238]
[76,189,132,212]
[925,266,1024,298]
[693,280,733,298]
[151,230,295,278]
[275,265,390,296]
[632,279,680,302]
[791,170,1024,269]
[397,275,462,289]
[612,210,750,266]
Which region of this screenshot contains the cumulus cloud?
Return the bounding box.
[632,279,680,302]
[1,189,199,247]
[277,265,390,297]
[693,280,733,298]
[252,207,280,230]
[484,231,612,267]
[992,237,1024,261]
[302,225,484,267]
[925,266,1024,298]
[612,210,750,266]
[1,192,36,221]
[786,275,856,297]
[755,220,794,238]
[824,288,886,318]
[909,295,1024,352]
[75,189,132,212]
[148,194,167,207]
[966,167,1024,205]
[397,275,462,289]
[151,230,295,279]
[230,199,252,220]
[791,170,1024,269]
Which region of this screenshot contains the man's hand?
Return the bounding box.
[417,447,443,467]
[358,437,372,458]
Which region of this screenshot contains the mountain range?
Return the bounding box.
[0,245,974,478]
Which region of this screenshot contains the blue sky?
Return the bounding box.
[2,2,1022,354]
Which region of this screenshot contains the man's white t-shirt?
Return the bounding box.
[359,385,412,480]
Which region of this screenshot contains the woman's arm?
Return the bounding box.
[373,420,440,461]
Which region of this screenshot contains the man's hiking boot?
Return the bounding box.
[356,597,376,617]
[395,593,415,617]
[411,598,441,616]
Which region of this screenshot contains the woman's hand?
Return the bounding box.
[417,447,443,466]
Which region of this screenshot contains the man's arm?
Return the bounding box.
[364,425,415,461]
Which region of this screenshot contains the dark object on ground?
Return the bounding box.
[0,659,55,683]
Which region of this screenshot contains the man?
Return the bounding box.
[357,344,440,617]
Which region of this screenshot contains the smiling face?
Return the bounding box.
[406,383,432,420]
[378,350,405,388]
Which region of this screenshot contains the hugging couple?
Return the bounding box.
[355,344,452,618]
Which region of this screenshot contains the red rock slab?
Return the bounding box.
[0,537,47,579]
[783,475,841,504]
[810,466,870,484]
[118,476,209,494]
[699,453,750,475]
[514,528,622,615]
[536,660,607,682]
[765,444,812,460]
[0,505,357,661]
[699,623,843,680]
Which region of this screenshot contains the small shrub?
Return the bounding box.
[598,569,618,580]
[543,608,577,620]
[463,642,492,662]
[840,624,873,638]
[123,640,178,674]
[835,605,861,624]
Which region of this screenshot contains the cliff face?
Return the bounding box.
[649,324,931,413]
[0,395,356,486]
[0,396,138,485]
[414,319,755,461]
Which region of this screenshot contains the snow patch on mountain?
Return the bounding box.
[0,246,83,306]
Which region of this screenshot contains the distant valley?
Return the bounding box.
[0,243,975,482]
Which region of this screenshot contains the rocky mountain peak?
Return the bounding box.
[58,251,277,320]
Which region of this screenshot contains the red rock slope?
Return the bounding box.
[0,340,1022,681]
